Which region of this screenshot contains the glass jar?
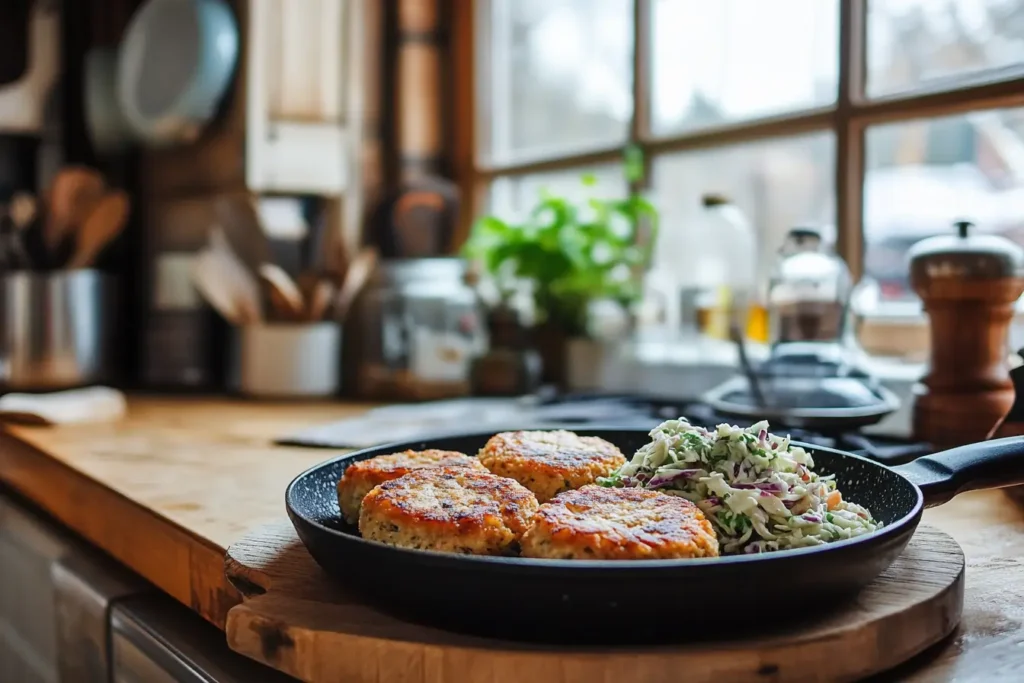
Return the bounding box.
[345,258,485,400]
[767,227,853,347]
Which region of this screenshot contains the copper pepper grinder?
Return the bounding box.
[909,220,1024,449]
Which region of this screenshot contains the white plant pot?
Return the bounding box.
[565,337,612,392]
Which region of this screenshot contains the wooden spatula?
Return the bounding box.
[334,247,378,321]
[208,226,263,324]
[192,249,244,325]
[46,166,106,255]
[67,190,130,269]
[213,193,272,275]
[258,263,306,321]
[307,279,336,321]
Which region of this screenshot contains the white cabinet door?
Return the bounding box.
[246,0,362,195]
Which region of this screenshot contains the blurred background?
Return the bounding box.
[3,3,1024,680]
[0,0,1022,406]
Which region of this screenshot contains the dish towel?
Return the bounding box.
[0,386,127,425]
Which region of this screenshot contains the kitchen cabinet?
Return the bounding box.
[110,596,295,683]
[0,489,294,682]
[245,0,365,197]
[0,488,145,683]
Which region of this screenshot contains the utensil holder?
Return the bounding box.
[231,323,341,398]
[0,270,115,390]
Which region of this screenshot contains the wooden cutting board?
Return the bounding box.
[224,522,964,683]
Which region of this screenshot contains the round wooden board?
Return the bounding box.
[224,520,964,683]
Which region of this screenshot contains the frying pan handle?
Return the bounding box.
[892,436,1024,507]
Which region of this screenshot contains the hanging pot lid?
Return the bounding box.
[907,219,1024,289]
[117,0,239,147]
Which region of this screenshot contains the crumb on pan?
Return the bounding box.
[358,466,540,555]
[337,449,486,524]
[477,430,627,503]
[521,485,720,560]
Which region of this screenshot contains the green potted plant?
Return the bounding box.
[462,147,659,387]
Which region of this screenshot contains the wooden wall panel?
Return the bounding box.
[394,0,444,181]
[450,0,476,248]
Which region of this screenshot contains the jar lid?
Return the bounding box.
[907,220,1024,286]
[770,226,852,306]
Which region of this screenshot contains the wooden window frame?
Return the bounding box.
[453,0,1024,281]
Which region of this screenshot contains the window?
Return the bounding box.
[463,0,1024,341]
[650,0,839,134]
[863,107,1024,305]
[488,165,627,223]
[478,0,633,164]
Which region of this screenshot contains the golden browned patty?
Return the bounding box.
[337,449,487,524]
[520,485,719,560]
[358,467,540,555]
[477,430,627,503]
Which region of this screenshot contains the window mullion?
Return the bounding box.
[631,0,652,192]
[836,0,868,280]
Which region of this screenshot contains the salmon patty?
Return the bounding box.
[521,485,720,560]
[358,467,539,555]
[337,449,486,524]
[478,430,627,503]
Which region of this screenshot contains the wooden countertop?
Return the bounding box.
[1,395,1024,681]
[0,396,369,629]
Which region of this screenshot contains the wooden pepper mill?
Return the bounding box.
[910,220,1024,449]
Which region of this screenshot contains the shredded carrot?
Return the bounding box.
[827,490,842,511]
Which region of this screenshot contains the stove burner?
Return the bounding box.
[543,393,932,466]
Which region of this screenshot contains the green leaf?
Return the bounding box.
[462,162,660,331]
[624,144,645,184]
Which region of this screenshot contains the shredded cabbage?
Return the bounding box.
[598,418,882,554]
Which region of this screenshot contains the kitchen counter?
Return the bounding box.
[0,395,1023,681]
[0,396,368,631]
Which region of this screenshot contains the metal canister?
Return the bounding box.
[0,269,115,390]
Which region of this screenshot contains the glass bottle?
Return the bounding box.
[692,194,758,341]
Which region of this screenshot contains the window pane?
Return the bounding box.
[480,0,633,165]
[863,108,1024,304]
[868,0,1024,97]
[487,165,627,222]
[650,0,839,135]
[650,134,836,290]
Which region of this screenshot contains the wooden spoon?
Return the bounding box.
[192,249,243,324]
[334,247,378,321]
[213,193,272,275]
[67,190,130,269]
[307,279,336,321]
[45,167,106,254]
[208,226,263,324]
[295,271,320,303]
[258,263,306,321]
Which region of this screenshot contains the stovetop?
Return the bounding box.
[280,392,933,465]
[535,393,932,466]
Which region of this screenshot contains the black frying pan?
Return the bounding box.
[286,428,1024,644]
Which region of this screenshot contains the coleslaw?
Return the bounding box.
[598,419,882,554]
